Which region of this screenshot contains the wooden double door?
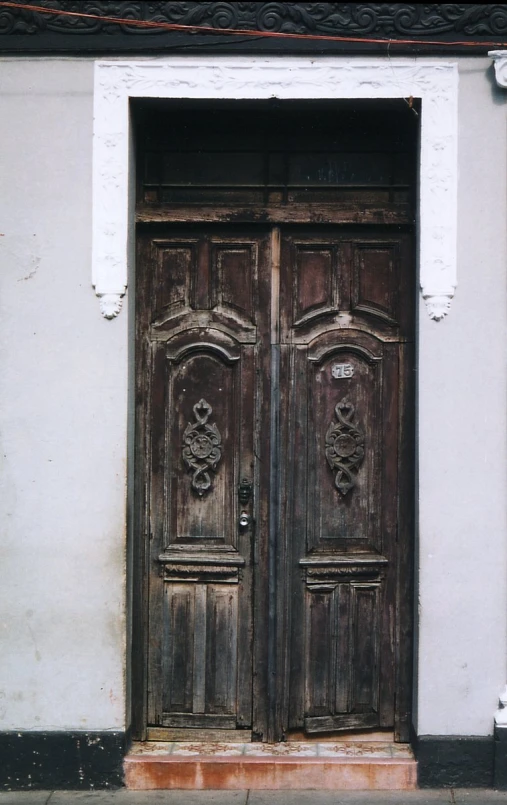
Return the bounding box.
[135,223,414,742]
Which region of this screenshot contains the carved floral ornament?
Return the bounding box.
[182,399,222,496]
[93,58,458,321]
[325,400,365,495]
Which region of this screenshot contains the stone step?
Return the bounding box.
[124,741,417,790]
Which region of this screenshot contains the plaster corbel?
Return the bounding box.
[495,686,507,727]
[490,51,507,88]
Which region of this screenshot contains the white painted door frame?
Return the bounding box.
[92,55,461,735]
[92,56,458,321]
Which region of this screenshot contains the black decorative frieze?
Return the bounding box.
[1,3,506,53]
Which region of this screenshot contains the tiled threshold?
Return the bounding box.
[124,741,417,790]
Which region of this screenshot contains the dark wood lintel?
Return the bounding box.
[136,203,413,226]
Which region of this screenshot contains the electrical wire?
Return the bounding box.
[1,0,507,50]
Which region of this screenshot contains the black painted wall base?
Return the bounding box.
[1,728,504,790]
[494,726,507,790]
[0,731,127,790]
[415,735,495,788]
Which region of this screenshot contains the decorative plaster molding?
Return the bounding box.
[490,63,507,735]
[98,293,123,320]
[93,57,458,319]
[489,50,507,88]
[495,686,507,727]
[422,293,454,322]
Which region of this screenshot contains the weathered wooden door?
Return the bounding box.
[136,223,414,742]
[136,227,272,738]
[278,228,414,741]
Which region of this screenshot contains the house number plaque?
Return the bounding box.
[332,363,354,379]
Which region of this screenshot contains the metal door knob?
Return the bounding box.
[239,511,250,529]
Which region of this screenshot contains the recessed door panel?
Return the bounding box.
[303,581,382,732]
[212,243,257,324]
[308,345,382,548]
[293,243,339,325]
[153,241,195,318]
[169,353,238,545]
[352,243,399,325]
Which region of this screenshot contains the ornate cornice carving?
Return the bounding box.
[93,57,458,319]
[1,3,506,52]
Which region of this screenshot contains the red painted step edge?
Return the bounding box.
[124,754,418,790]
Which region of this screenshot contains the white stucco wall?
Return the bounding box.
[0,59,127,731]
[0,55,506,737]
[416,57,507,736]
